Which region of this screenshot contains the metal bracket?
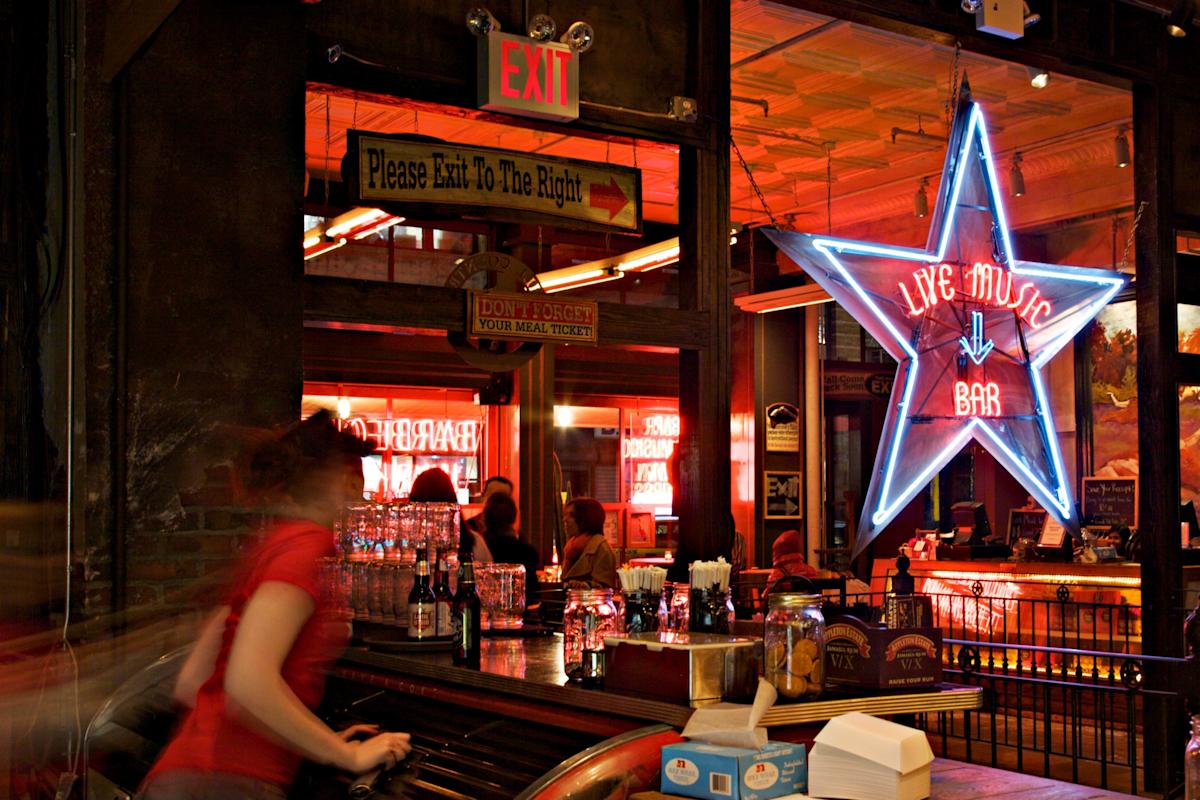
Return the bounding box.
[668,96,698,123]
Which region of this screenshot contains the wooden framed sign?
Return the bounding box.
[467,290,597,344]
[343,131,641,232]
[764,471,802,519]
[1082,477,1138,527]
[1007,508,1047,545]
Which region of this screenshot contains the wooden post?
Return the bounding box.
[1134,80,1183,794]
[675,0,732,577]
[516,335,558,566]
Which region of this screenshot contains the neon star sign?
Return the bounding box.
[766,80,1126,556]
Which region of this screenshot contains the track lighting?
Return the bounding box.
[1026,66,1049,89]
[527,14,556,41]
[560,21,595,53]
[914,177,929,218]
[1023,2,1041,26]
[1010,153,1025,198]
[466,7,501,37]
[1168,0,1196,37]
[1114,128,1131,169]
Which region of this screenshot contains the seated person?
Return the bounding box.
[480,493,540,603]
[766,529,821,594]
[561,497,617,589]
[466,475,513,536]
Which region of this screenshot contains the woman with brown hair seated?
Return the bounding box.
[560,497,618,589]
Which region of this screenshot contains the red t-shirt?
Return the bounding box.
[147,519,349,788]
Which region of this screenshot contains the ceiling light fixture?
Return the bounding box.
[734,283,833,314]
[915,177,930,218]
[324,207,404,239]
[537,266,621,294]
[303,237,346,261]
[1168,0,1196,36]
[1114,128,1132,168]
[1027,66,1050,89]
[1023,2,1041,27]
[466,7,501,36]
[1010,153,1026,197]
[527,14,556,41]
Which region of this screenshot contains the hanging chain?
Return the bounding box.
[323,95,331,207]
[731,136,779,227]
[1119,201,1148,272]
[826,145,833,235]
[945,41,962,128]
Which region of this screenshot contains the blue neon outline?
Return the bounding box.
[801,103,1125,531]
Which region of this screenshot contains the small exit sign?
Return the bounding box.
[478,31,579,122]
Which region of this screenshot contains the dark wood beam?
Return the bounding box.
[303,275,710,350]
[674,0,733,577]
[1134,78,1183,794]
[100,0,183,81]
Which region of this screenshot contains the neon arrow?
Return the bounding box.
[959,311,995,365]
[589,177,629,220]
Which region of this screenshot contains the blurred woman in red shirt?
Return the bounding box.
[140,411,411,799]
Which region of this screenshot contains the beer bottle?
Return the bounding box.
[452,555,482,667]
[407,558,436,640]
[434,557,454,640]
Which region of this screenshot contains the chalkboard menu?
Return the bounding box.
[1007,509,1047,544]
[1082,477,1138,527]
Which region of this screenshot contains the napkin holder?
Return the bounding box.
[604,632,762,706]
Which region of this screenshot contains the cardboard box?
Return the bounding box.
[661,741,807,800]
[824,614,942,691]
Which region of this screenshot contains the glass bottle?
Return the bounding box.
[563,588,620,683]
[434,558,454,639]
[407,558,436,640]
[764,593,826,702]
[452,556,482,668]
[1187,714,1200,800]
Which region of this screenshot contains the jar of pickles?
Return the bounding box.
[563,588,620,683]
[764,593,825,701]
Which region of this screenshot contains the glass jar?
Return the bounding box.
[764,593,825,702]
[689,588,732,634]
[349,552,370,622]
[563,588,620,683]
[477,563,526,630]
[1187,714,1200,800]
[624,590,658,634]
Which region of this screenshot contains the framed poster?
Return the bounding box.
[1082,477,1138,527]
[764,471,803,519]
[1038,515,1067,549]
[1007,508,1048,545]
[765,402,801,452]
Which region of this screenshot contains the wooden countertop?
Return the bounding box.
[930,758,1140,799]
[337,635,981,729]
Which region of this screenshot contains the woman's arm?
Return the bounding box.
[225,581,410,773]
[173,606,230,707]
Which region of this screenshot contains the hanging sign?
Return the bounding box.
[344,131,641,232]
[468,290,598,344]
[824,371,895,399]
[766,81,1127,557]
[765,402,800,452]
[764,471,802,519]
[478,31,579,122]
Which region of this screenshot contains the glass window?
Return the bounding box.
[553,405,622,503]
[1184,385,1200,509]
[1181,304,1200,355]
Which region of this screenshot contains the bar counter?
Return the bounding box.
[335,634,982,734]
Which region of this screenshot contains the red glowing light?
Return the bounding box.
[624,414,679,506]
[898,261,1054,328]
[954,380,1002,417]
[339,417,480,455]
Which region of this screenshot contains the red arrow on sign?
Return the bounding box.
[589,177,630,221]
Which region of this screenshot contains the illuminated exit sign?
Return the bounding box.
[478,31,578,122]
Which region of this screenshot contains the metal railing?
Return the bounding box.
[839,584,1182,796]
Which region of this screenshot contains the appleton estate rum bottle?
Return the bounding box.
[407,558,436,640]
[452,555,482,667]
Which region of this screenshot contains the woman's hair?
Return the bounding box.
[566,497,606,536]
[241,410,374,502]
[483,492,518,533]
[409,468,458,503]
